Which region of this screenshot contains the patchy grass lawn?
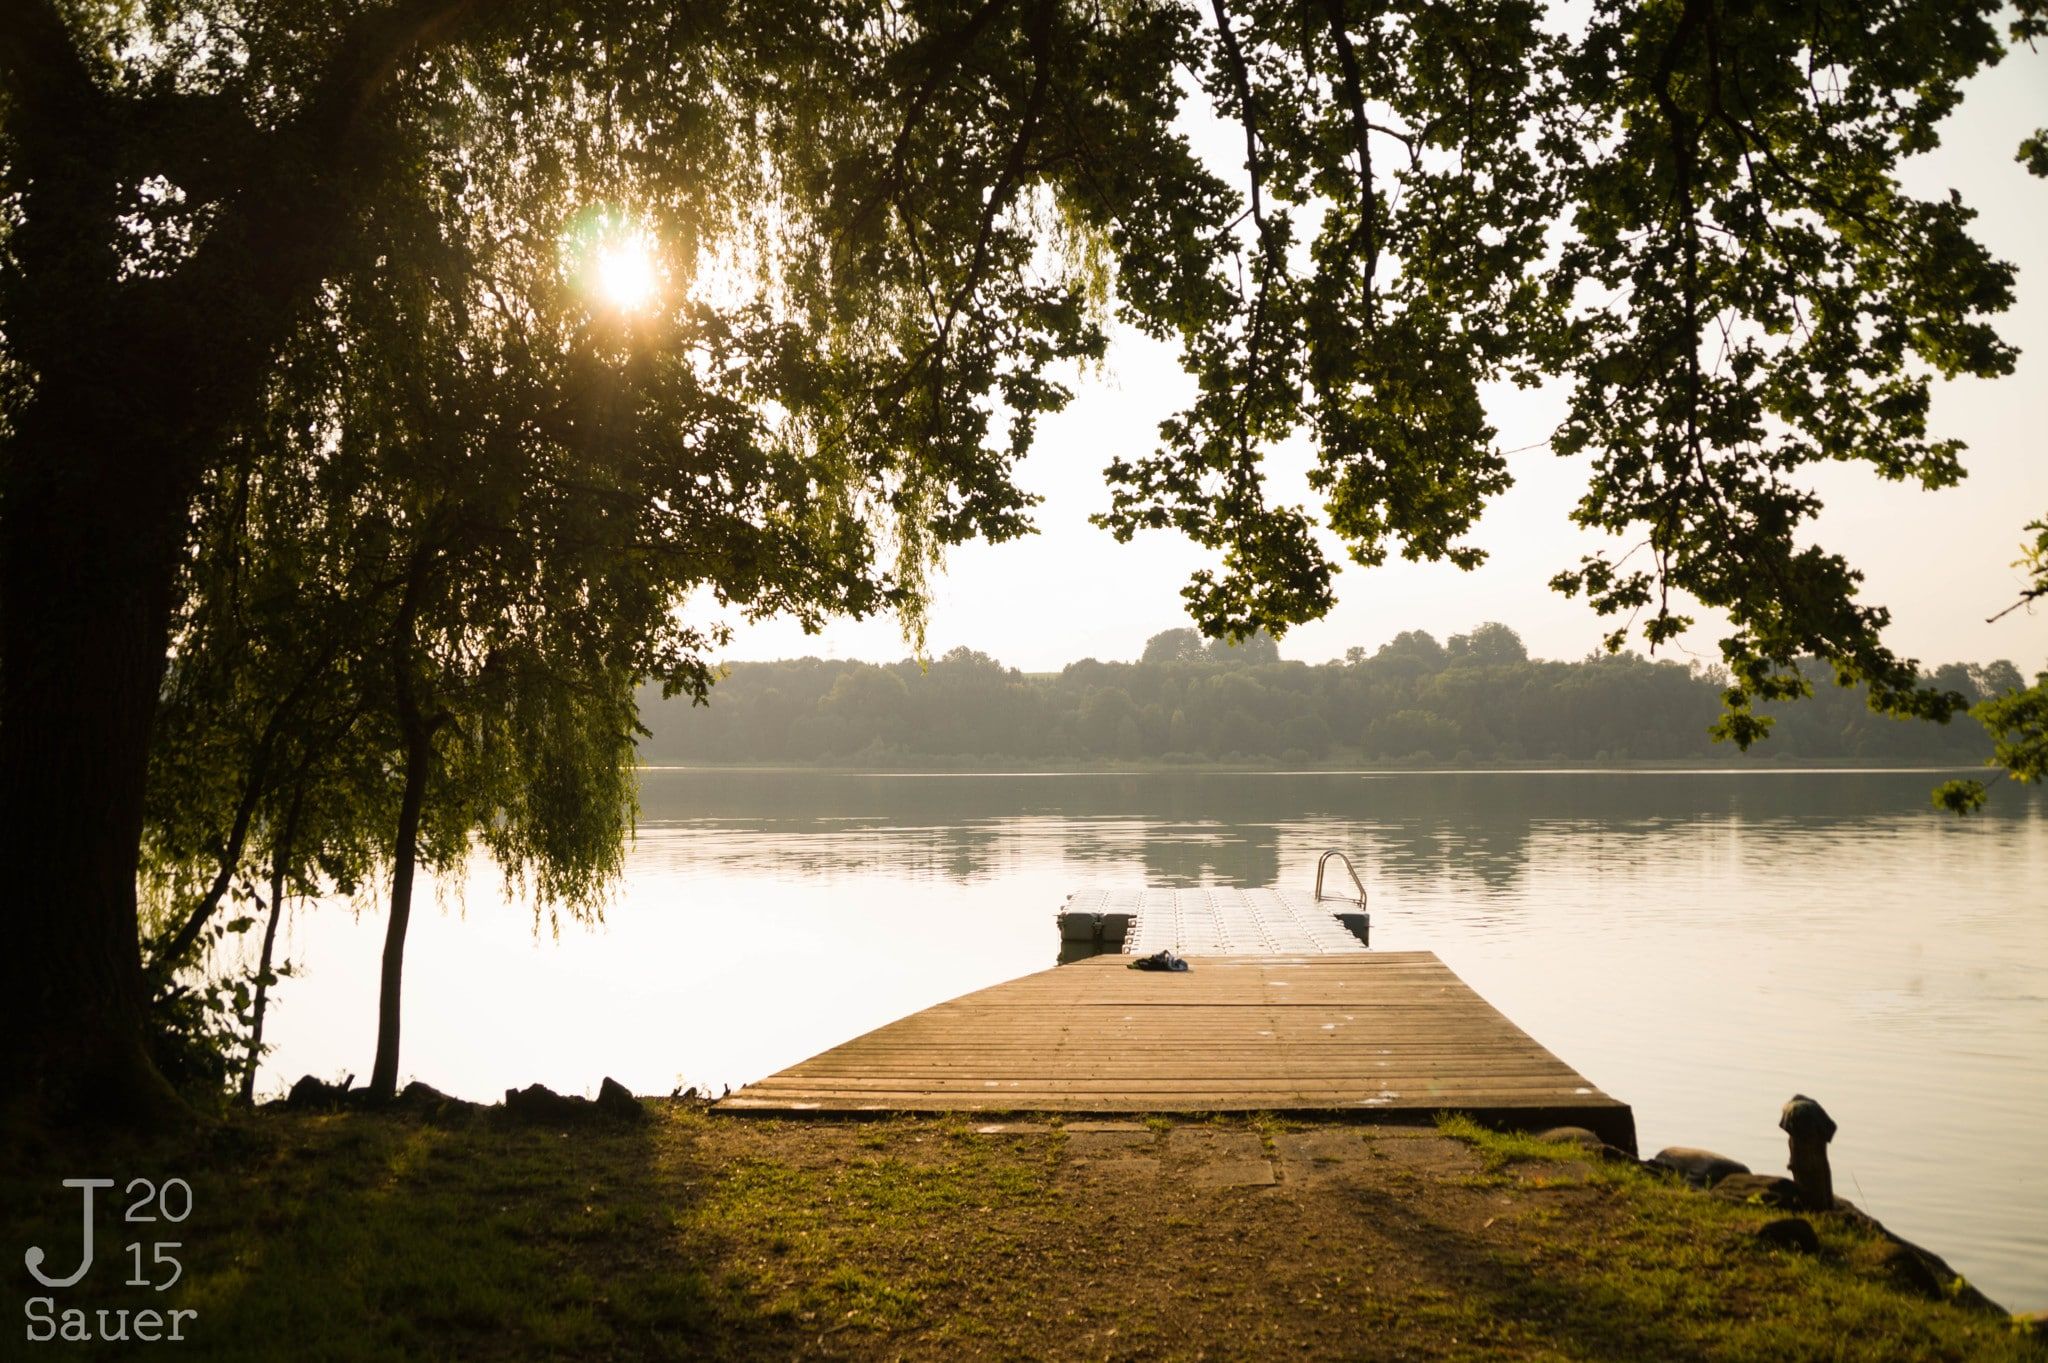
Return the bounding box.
[3,1105,2035,1361]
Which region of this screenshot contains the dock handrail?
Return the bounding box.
[1314,850,1368,908]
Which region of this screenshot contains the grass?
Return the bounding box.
[2,1104,2036,1361]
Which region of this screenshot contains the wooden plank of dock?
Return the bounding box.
[717,953,1636,1151]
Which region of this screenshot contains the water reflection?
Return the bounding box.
[254,769,2046,1313]
[629,768,1963,894]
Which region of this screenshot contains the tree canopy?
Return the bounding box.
[1143,627,1281,665]
[1,0,2042,1118]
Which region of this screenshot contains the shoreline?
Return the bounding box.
[634,759,2003,777]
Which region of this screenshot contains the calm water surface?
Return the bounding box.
[254,769,2047,1311]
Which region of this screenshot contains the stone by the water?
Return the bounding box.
[284,1074,355,1111]
[1535,1126,1633,1162]
[504,1079,646,1124]
[1872,1242,2006,1316]
[1877,1241,1947,1299]
[1710,1172,1805,1208]
[1651,1146,1750,1188]
[393,1081,478,1119]
[1832,1197,2009,1317]
[597,1076,645,1121]
[504,1082,589,1122]
[1753,1217,1820,1254]
[1536,1126,1602,1148]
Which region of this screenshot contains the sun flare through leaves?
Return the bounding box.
[564,210,664,315]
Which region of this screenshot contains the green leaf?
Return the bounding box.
[1931,779,1989,815]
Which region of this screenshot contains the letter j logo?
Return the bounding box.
[24,1179,114,1288]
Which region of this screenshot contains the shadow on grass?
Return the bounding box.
[1,1104,813,1362]
[6,1111,2024,1361]
[1327,1177,1716,1361]
[1321,1160,2025,1363]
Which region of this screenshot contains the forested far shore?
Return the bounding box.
[635,627,2028,769]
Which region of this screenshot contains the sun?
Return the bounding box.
[562,208,672,317]
[592,231,661,312]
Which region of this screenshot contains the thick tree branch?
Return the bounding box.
[873,6,1051,413]
[1208,0,1284,470]
[845,0,1014,246]
[944,1,1053,357]
[150,721,277,974]
[133,0,510,454]
[1208,0,1275,257]
[1316,0,1378,306]
[124,89,263,203]
[0,0,102,137]
[303,0,508,158]
[148,627,354,974]
[1651,0,1709,475]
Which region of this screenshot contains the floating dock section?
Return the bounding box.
[1059,886,1370,958]
[719,884,1634,1151]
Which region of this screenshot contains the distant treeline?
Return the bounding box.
[636,626,2022,767]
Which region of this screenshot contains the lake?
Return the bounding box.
[251,768,2047,1312]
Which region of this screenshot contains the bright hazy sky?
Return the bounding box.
[722,44,2048,673]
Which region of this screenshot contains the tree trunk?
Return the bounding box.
[0,14,398,1125]
[239,890,285,1108]
[367,719,432,1102]
[0,403,193,1124]
[240,783,305,1106]
[0,126,333,1124]
[368,565,437,1104]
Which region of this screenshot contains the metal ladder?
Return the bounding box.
[1314,850,1371,948]
[1313,849,1368,908]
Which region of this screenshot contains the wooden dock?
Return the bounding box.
[717,952,1636,1151]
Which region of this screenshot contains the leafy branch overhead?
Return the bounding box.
[1095,0,1564,639]
[1934,518,2048,813]
[1,1,2035,743]
[1092,0,2042,767]
[1548,0,2030,752]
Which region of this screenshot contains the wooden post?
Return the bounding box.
[1779,1094,1837,1210]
